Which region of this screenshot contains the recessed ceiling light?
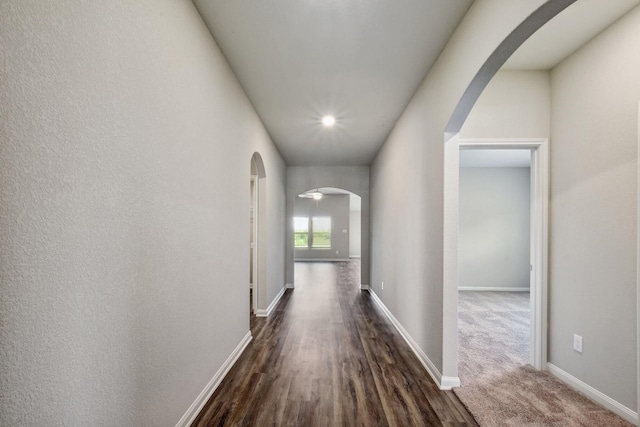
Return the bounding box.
[322,115,335,127]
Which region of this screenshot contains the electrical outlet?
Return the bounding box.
[573,334,583,353]
[382,281,384,290]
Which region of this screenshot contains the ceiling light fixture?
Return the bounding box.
[298,189,324,200]
[322,115,335,127]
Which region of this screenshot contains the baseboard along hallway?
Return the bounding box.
[192,261,476,426]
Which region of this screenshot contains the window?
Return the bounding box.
[311,217,331,248]
[293,216,332,249]
[294,217,309,248]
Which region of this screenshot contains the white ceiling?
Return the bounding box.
[460,149,531,168]
[194,0,473,165]
[194,0,640,166]
[504,0,640,69]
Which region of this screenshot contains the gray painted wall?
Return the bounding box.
[460,70,551,138]
[6,0,637,423]
[0,1,286,425]
[294,195,350,260]
[549,5,639,410]
[287,166,370,286]
[459,167,531,289]
[350,205,362,258]
[370,1,550,380]
[453,10,640,410]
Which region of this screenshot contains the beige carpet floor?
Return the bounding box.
[454,291,633,427]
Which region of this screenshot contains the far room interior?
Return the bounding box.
[294,187,362,262]
[457,147,533,393]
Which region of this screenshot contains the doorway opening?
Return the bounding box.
[293,187,361,263]
[250,153,267,319]
[457,145,536,388]
[250,175,257,314]
[454,139,548,378]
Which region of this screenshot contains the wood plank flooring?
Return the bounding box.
[193,261,477,426]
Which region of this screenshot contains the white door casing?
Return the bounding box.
[442,137,549,386]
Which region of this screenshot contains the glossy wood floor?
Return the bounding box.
[193,261,477,426]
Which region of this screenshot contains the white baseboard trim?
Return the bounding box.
[360,284,369,290]
[367,289,457,390]
[286,282,295,289]
[458,286,529,292]
[295,258,351,262]
[547,363,638,425]
[441,376,461,389]
[256,286,286,317]
[176,331,252,427]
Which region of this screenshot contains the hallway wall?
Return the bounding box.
[0,1,285,425]
[460,70,551,138]
[370,0,553,382]
[549,5,640,410]
[425,8,640,414]
[444,15,640,411]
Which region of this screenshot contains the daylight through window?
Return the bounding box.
[294,217,309,248]
[293,216,331,248]
[311,217,331,248]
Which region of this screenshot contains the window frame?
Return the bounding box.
[293,216,332,249]
[311,216,331,249]
[293,216,310,248]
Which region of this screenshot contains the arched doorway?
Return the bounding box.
[441,0,577,386]
[293,187,362,263]
[285,167,370,291]
[250,153,267,318]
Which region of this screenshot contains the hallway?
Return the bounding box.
[194,261,476,426]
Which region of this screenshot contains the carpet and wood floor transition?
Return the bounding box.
[193,262,631,426]
[456,291,632,427]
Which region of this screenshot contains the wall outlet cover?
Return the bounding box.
[573,334,583,353]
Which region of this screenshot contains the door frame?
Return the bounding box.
[251,175,259,314]
[457,138,549,370]
[636,102,639,425]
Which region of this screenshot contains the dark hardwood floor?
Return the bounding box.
[193,261,477,426]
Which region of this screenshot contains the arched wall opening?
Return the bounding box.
[285,166,370,290]
[250,152,268,317]
[293,187,362,262]
[440,0,576,386]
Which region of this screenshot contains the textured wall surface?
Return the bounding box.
[0,0,285,425]
[460,70,551,139]
[370,0,548,378]
[549,5,639,410]
[459,167,531,289]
